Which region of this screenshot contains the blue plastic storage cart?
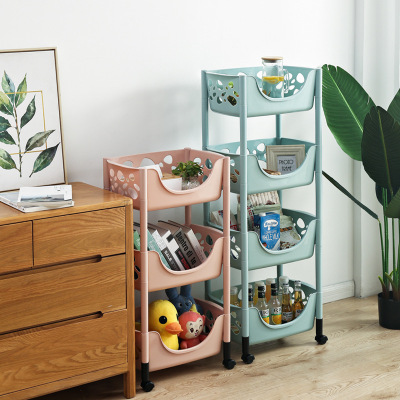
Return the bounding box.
[201,65,328,363]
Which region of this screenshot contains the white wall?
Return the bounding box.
[1,0,356,300]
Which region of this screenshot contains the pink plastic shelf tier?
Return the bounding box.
[103,148,228,211]
[135,299,226,372]
[134,224,224,291]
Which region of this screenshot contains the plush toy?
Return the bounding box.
[178,311,207,349]
[165,285,203,316]
[148,299,182,350]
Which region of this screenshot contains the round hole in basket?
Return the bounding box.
[234,169,240,175]
[205,310,214,321]
[202,175,208,183]
[217,97,222,104]
[217,80,223,89]
[235,245,241,253]
[128,187,138,199]
[205,159,213,169]
[128,173,135,181]
[134,183,140,191]
[206,235,213,245]
[231,236,236,244]
[235,320,242,328]
[193,157,201,165]
[230,174,238,184]
[256,70,262,79]
[204,250,209,257]
[208,79,212,87]
[159,162,163,168]
[257,143,266,152]
[164,155,173,164]
[231,311,237,319]
[301,230,306,236]
[296,218,305,228]
[109,168,115,177]
[123,160,133,167]
[231,249,239,260]
[140,157,156,167]
[117,170,125,182]
[294,89,299,94]
[123,183,128,190]
[296,73,305,83]
[231,325,240,335]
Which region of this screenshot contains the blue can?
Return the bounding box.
[259,212,280,250]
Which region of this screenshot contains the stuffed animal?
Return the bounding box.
[178,310,207,349]
[148,299,183,350]
[165,285,203,316]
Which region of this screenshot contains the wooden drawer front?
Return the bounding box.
[33,207,126,266]
[0,222,32,274]
[0,255,126,335]
[0,310,127,396]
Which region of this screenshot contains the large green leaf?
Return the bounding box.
[388,89,400,124]
[25,129,55,152]
[0,92,13,115]
[20,95,36,129]
[0,131,16,145]
[29,143,60,177]
[0,148,16,169]
[385,187,400,218]
[362,106,400,194]
[322,64,375,161]
[0,115,11,131]
[15,74,27,107]
[2,71,15,105]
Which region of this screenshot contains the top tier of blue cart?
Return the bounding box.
[204,66,316,117]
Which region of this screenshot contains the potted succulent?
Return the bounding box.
[322,64,400,329]
[172,160,204,190]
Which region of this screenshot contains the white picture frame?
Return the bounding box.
[0,48,67,192]
[266,144,305,175]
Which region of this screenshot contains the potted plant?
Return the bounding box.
[322,64,400,329]
[172,160,204,190]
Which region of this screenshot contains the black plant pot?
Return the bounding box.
[378,292,400,330]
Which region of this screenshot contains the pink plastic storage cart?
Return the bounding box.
[104,148,235,392]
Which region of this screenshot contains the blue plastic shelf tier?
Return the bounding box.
[201,65,326,362]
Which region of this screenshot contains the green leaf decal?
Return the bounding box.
[0,91,13,115]
[2,71,15,105]
[0,148,17,169]
[0,131,16,145]
[322,64,375,161]
[0,115,11,131]
[361,106,400,195]
[25,129,55,152]
[15,74,27,107]
[20,95,36,129]
[29,143,60,177]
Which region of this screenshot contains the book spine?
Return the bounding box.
[173,230,200,268]
[149,230,170,268]
[164,234,187,271]
[184,229,207,263]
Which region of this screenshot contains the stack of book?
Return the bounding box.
[0,185,74,213]
[133,220,207,271]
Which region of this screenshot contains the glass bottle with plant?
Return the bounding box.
[321,64,400,308]
[172,160,204,190]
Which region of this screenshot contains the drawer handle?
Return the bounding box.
[0,312,104,340]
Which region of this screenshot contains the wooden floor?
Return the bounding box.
[36,296,400,400]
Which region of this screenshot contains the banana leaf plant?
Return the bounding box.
[322,65,400,301]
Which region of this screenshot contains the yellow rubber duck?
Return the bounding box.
[148,300,183,350]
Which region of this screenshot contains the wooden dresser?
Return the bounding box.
[0,182,135,399]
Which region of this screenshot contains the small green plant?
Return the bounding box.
[172,160,203,180]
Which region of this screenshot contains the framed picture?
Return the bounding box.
[0,48,66,192]
[266,144,305,175]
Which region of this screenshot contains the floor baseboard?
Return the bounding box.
[322,280,355,304]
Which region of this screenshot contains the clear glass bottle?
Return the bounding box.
[256,285,269,324]
[293,280,305,319]
[248,284,254,308]
[268,283,282,325]
[282,283,293,323]
[253,280,264,305]
[261,57,288,98]
[265,277,275,303]
[278,275,289,304]
[230,286,240,307]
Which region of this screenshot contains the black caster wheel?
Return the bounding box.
[315,335,328,345]
[241,353,255,364]
[223,358,236,370]
[141,380,154,392]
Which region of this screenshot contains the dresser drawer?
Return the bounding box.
[0,310,127,396]
[33,207,126,266]
[0,255,126,335]
[0,222,33,274]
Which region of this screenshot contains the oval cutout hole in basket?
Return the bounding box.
[128,187,138,199]
[139,157,156,167]
[206,310,214,321]
[123,160,133,167]
[296,73,305,83]
[206,235,213,245]
[205,158,213,169]
[193,157,201,165]
[231,249,239,260]
[296,218,305,229]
